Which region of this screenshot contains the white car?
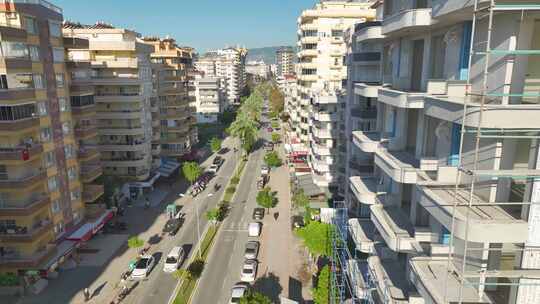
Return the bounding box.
[131,255,155,279]
[261,166,270,175]
[229,284,248,303]
[248,222,261,237]
[207,164,219,174]
[240,259,258,282]
[163,246,185,273]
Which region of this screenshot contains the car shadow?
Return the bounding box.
[150,252,163,275]
[252,272,283,303]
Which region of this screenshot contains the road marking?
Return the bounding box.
[222,229,248,232]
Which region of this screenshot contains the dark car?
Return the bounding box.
[252,208,265,220]
[162,218,181,236]
[291,216,305,230]
[217,148,229,155]
[213,156,225,167]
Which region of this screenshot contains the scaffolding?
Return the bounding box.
[444,1,540,303]
[330,201,370,304]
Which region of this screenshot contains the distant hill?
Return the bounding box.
[247,46,296,65]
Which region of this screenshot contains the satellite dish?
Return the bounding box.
[435,121,451,144]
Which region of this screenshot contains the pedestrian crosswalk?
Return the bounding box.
[222,220,249,232]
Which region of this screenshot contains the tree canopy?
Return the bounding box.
[239,290,272,304]
[264,151,282,168]
[228,110,258,154]
[256,187,278,212]
[271,132,281,144]
[269,85,284,115]
[127,236,144,249]
[182,161,202,184]
[209,137,222,153]
[292,189,310,209]
[313,265,330,304]
[296,221,333,257]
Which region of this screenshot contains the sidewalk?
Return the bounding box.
[258,140,312,303]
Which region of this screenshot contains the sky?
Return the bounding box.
[54,0,316,53]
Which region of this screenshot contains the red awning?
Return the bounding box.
[66,223,93,242]
[92,210,113,234]
[291,151,309,157]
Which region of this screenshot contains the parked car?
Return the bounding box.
[261,166,270,175]
[252,208,265,220]
[207,164,219,174]
[229,284,248,303]
[291,216,305,230]
[213,156,225,167]
[244,241,260,259]
[248,222,262,237]
[130,255,155,279]
[163,246,185,273]
[162,218,181,236]
[264,142,274,152]
[240,259,258,282]
[218,148,229,155]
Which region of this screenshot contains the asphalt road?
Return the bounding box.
[123,137,240,304]
[192,119,270,304]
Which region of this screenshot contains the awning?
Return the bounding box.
[296,174,324,197]
[66,223,93,242]
[92,210,113,234]
[158,160,180,177]
[41,240,77,271]
[129,172,161,188]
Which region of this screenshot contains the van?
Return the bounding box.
[163,246,184,273]
[248,222,261,237]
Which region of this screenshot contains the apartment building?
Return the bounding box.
[193,75,224,123]
[245,59,269,79]
[0,0,90,275]
[276,46,294,77]
[195,47,247,106]
[142,37,196,161]
[341,1,540,304]
[63,23,155,182]
[295,0,374,192]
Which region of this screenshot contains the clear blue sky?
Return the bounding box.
[54,0,315,52]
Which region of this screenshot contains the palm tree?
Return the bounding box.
[228,111,258,155]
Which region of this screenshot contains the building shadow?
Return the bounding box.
[288,277,305,303]
[252,272,283,303]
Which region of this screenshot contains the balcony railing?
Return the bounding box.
[0,143,42,161]
[0,169,46,188]
[0,218,53,241]
[0,193,49,215]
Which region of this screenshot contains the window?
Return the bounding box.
[48,21,61,37]
[24,16,37,35]
[54,221,64,235]
[64,144,75,159]
[70,190,80,202]
[331,30,343,37]
[29,45,40,61]
[52,47,64,62]
[62,122,71,135]
[55,73,64,88]
[37,101,47,116]
[70,95,94,107]
[33,74,44,89]
[0,41,28,58]
[0,165,7,180]
[51,199,61,214]
[67,167,77,181]
[0,75,7,89]
[48,176,58,192]
[59,98,69,112]
[0,104,35,121]
[43,151,55,168]
[40,127,51,142]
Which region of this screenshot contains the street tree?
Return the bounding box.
[256,187,278,214]
[292,189,310,209]
[313,265,330,304]
[264,151,282,168]
[229,111,258,154]
[127,236,144,257]
[210,137,222,153]
[269,86,284,115]
[206,208,220,223]
[239,290,272,304]
[271,132,281,144]
[182,161,202,186]
[296,221,333,258]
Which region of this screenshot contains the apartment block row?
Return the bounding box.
[0,0,195,277]
[342,1,540,304]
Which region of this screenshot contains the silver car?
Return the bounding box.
[244,241,259,259]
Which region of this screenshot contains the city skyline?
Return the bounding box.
[54,0,315,52]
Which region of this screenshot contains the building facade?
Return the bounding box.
[63,23,155,182]
[295,0,374,192]
[245,60,269,79]
[275,46,294,77]
[193,75,224,123]
[342,1,540,304]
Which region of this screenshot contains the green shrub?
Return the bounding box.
[226,186,236,194]
[0,273,19,286]
[230,176,240,185]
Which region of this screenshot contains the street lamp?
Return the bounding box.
[179,192,213,258]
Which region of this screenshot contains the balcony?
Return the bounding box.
[99,141,147,152]
[63,37,88,49]
[354,83,381,98]
[297,49,318,58]
[382,8,432,36]
[0,117,39,132]
[71,104,96,116]
[313,112,338,122]
[330,36,344,44]
[0,25,27,41]
[417,185,528,243]
[91,58,138,69]
[0,57,32,70]
[90,76,142,85]
[300,36,318,44]
[0,170,46,189]
[351,52,381,66]
[0,143,43,161]
[348,218,375,254]
[312,142,332,156]
[298,74,318,82]
[89,40,136,51]
[375,149,419,184]
[98,126,145,136]
[95,94,144,103]
[353,131,384,153]
[0,88,35,101]
[78,146,99,160]
[409,256,492,304]
[349,176,383,205]
[350,107,377,119]
[74,126,98,139]
[102,157,148,168]
[96,110,142,119]
[0,194,49,216]
[82,184,104,203]
[0,219,53,243]
[424,95,540,129]
[80,165,103,183]
[432,0,490,19]
[298,62,317,70]
[378,87,425,108]
[370,205,416,252]
[355,21,384,42]
[367,255,411,303]
[0,244,56,268]
[311,127,338,139]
